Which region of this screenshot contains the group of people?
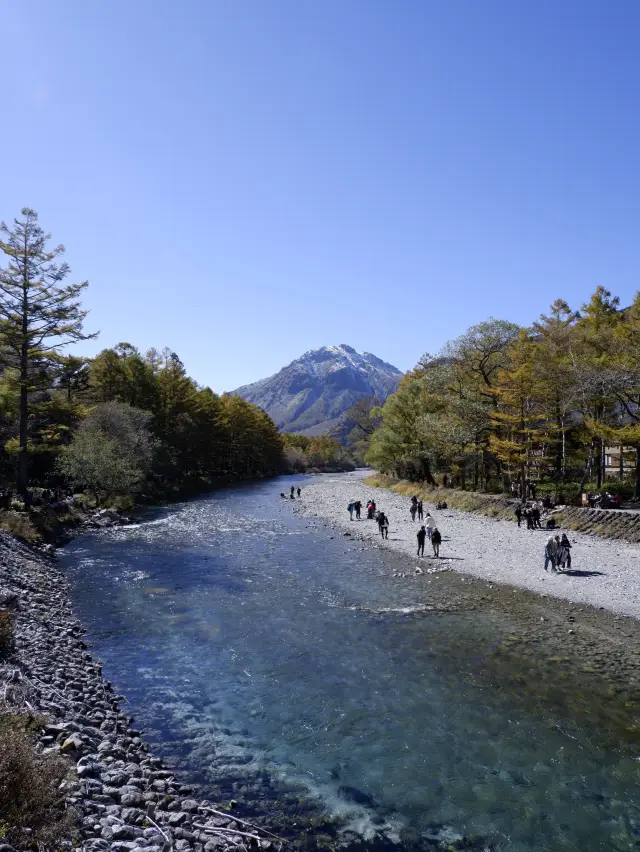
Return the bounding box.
[346,494,444,558]
[544,533,573,572]
[281,486,302,499]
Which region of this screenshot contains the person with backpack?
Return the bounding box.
[417,525,426,556]
[558,533,572,569]
[431,528,442,557]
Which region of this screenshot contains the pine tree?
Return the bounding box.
[0,209,96,494]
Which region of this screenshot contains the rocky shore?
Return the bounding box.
[0,531,282,852]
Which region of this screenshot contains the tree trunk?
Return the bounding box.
[619,444,624,479]
[17,339,29,496]
[635,447,640,500]
[595,440,602,489]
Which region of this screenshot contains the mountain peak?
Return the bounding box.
[233,346,402,435]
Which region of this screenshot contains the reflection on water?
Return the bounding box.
[60,477,640,851]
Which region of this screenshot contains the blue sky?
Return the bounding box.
[2,0,640,391]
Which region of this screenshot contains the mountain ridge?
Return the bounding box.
[233,344,403,435]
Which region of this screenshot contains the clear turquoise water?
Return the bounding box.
[60,477,640,851]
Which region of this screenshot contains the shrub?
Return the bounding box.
[0,713,76,849]
[0,511,40,544]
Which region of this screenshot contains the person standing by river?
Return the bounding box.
[290,486,295,498]
[348,502,355,520]
[431,528,442,557]
[410,502,417,522]
[417,525,426,556]
[297,487,301,497]
[354,500,362,520]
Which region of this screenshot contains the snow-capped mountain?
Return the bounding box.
[232,345,403,435]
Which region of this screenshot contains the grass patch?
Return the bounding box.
[0,713,76,850]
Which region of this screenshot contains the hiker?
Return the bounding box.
[378,512,389,539]
[524,507,533,530]
[348,502,355,521]
[410,502,417,522]
[417,500,424,521]
[558,533,572,569]
[532,505,541,529]
[425,513,435,540]
[297,487,301,497]
[417,525,426,556]
[544,535,558,572]
[431,527,442,557]
[354,500,362,520]
[411,495,418,506]
[290,486,295,498]
[514,505,522,527]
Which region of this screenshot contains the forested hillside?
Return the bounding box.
[0,209,283,505]
[367,290,640,501]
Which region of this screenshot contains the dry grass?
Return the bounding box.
[0,611,14,659]
[0,511,41,544]
[0,713,76,850]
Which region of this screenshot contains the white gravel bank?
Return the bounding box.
[296,470,640,620]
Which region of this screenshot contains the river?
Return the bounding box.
[59,475,640,851]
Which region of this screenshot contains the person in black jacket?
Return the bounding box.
[431,528,442,557]
[417,525,426,556]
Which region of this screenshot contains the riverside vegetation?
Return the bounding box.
[365,291,640,502]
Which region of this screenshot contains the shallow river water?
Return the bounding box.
[59,476,640,851]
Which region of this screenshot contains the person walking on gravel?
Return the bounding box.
[348,502,355,521]
[431,527,442,557]
[378,512,389,539]
[417,500,424,521]
[410,501,417,522]
[425,513,436,540]
[417,525,426,556]
[544,535,558,572]
[558,533,572,570]
[354,500,362,520]
[514,505,522,527]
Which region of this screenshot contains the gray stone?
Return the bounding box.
[168,812,187,826]
[112,825,136,841]
[121,792,144,807]
[181,799,200,813]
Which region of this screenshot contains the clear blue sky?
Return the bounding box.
[2,0,640,391]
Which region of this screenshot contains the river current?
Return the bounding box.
[59,476,640,851]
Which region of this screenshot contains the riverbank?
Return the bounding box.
[296,470,640,620]
[0,531,284,852]
[295,471,640,720]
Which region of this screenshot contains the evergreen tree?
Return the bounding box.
[0,209,96,494]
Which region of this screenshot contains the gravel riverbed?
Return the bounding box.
[0,531,281,852]
[296,470,640,620]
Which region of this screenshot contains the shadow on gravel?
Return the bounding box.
[558,569,605,577]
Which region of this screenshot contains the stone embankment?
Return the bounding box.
[0,532,281,852]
